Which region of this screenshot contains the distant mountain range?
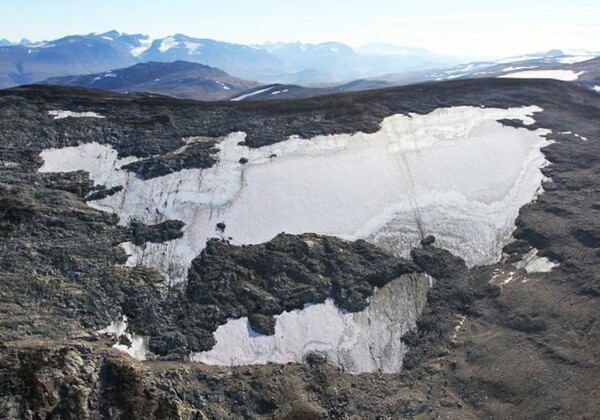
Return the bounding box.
[1,30,598,99]
[398,49,600,84]
[44,61,259,101]
[0,30,470,88]
[228,52,600,102]
[39,53,600,103]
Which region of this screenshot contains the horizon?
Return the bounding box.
[1,0,599,57]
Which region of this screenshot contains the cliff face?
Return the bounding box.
[1,79,599,418]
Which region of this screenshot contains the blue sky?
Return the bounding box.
[1,0,599,56]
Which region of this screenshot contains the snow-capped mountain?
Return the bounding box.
[137,34,286,81]
[1,30,597,93]
[43,61,259,101]
[0,31,141,88]
[0,30,483,89]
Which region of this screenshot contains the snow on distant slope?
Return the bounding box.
[230,86,275,101]
[158,37,178,52]
[130,36,153,57]
[499,70,585,81]
[556,56,595,64]
[39,105,553,285]
[495,54,543,64]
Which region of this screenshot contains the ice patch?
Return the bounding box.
[192,273,432,374]
[48,110,105,119]
[499,70,585,81]
[39,106,552,284]
[515,249,559,273]
[98,316,148,360]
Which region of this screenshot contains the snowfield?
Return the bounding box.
[47,110,105,119]
[39,106,553,286]
[499,69,585,81]
[39,105,557,372]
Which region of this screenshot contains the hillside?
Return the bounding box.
[0,79,599,418]
[43,61,260,101]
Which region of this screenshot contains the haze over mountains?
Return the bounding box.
[0,30,470,88]
[1,30,599,102]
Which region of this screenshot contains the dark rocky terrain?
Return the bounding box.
[43,61,260,101]
[0,78,599,418]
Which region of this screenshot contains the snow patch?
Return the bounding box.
[556,56,595,64]
[216,80,231,90]
[490,268,517,286]
[48,110,105,119]
[98,316,148,360]
[192,273,432,374]
[501,66,538,72]
[230,86,274,101]
[158,37,177,52]
[39,106,552,284]
[515,249,559,273]
[499,70,585,81]
[495,55,541,64]
[184,41,202,53]
[131,37,153,57]
[593,86,600,93]
[451,315,467,341]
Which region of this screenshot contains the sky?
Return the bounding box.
[1,0,599,57]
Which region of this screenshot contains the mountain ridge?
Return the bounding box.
[43,60,259,101]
